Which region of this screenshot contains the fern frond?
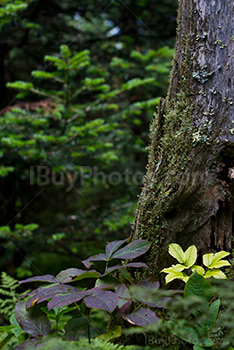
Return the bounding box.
[0,272,30,319]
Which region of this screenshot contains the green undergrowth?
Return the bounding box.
[38,338,150,350]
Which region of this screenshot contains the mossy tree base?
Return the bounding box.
[132,0,234,282]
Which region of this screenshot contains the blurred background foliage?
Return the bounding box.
[0,0,177,282]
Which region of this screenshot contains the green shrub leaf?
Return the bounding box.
[203,253,214,267]
[203,251,230,269]
[209,260,231,269]
[97,326,122,343]
[161,264,185,274]
[191,265,205,276]
[184,271,213,299]
[165,271,188,284]
[168,243,185,263]
[206,299,220,329]
[169,319,214,347]
[184,245,197,267]
[204,269,227,279]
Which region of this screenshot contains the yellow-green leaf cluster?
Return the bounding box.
[161,243,231,284]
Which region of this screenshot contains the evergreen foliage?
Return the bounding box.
[0,41,173,274]
[0,0,33,27]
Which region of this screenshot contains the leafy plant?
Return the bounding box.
[126,271,224,349]
[123,244,234,349]
[166,271,219,349]
[7,239,162,349]
[161,243,230,284]
[28,337,149,350]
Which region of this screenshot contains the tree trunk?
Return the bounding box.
[132,0,234,281]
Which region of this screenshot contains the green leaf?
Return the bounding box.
[72,271,101,282]
[168,243,185,263]
[212,251,230,261]
[10,314,23,337]
[169,319,214,347]
[96,326,122,342]
[191,265,205,276]
[203,251,230,269]
[209,251,230,268]
[161,264,185,274]
[184,271,213,300]
[209,260,231,269]
[184,245,197,267]
[203,253,214,267]
[165,271,189,284]
[204,269,227,279]
[119,268,133,284]
[64,316,89,334]
[206,299,220,329]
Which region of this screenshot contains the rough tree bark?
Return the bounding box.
[132,0,234,281]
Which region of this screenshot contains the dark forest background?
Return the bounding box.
[0,0,177,278]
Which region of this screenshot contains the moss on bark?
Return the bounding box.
[132,0,234,282]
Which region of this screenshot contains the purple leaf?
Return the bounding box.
[56,268,100,283]
[19,275,57,284]
[115,284,131,309]
[117,301,131,315]
[15,302,51,338]
[19,289,38,300]
[26,284,77,309]
[15,339,42,349]
[48,291,88,310]
[136,279,160,290]
[105,239,128,259]
[115,284,130,298]
[82,253,108,268]
[122,307,158,326]
[56,268,87,283]
[104,262,148,276]
[111,240,151,260]
[131,280,165,308]
[84,289,118,313]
